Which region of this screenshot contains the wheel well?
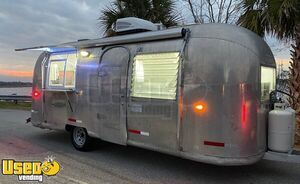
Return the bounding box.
[65,124,75,132]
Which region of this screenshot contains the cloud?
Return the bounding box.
[0,0,111,46]
[0,0,293,82]
[0,0,111,81]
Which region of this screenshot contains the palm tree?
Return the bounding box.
[99,0,180,36]
[238,0,300,145]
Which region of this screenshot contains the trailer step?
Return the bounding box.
[263,150,300,164]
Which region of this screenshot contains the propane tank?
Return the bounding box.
[268,103,294,153]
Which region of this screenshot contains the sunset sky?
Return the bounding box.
[0,0,291,82]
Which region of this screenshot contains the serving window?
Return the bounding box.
[47,52,77,89]
[131,52,180,100]
[261,66,276,101]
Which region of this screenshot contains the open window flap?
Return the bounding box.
[15,42,77,52]
[15,27,185,52]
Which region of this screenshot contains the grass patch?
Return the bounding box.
[0,101,31,111]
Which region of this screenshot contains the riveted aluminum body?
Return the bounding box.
[29,23,275,165]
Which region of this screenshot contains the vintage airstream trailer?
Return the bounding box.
[17,18,276,165]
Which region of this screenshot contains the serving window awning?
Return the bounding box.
[15,27,186,52]
[15,43,77,53]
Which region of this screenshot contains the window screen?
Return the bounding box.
[261,66,276,101]
[48,52,77,88]
[131,52,180,100]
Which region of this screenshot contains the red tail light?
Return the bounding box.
[32,90,40,99]
[242,100,247,129]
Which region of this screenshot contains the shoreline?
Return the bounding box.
[0,86,32,88]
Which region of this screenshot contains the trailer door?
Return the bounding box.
[97,47,130,145]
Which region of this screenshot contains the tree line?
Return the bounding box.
[0,81,32,88]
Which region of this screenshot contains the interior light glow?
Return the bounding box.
[135,60,144,82]
[131,52,180,100]
[80,50,90,57]
[32,48,52,52]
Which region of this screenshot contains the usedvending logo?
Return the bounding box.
[1,156,61,182]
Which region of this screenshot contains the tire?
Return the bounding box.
[71,127,93,151]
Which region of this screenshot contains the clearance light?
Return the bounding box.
[193,101,207,113]
[80,50,90,57]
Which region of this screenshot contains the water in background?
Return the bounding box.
[0,87,32,96]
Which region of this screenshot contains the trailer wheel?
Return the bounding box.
[71,127,93,151]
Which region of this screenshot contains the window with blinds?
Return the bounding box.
[131,52,180,100]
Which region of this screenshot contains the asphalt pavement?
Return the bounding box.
[0,109,299,184]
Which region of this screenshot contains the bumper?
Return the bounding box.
[181,151,265,166]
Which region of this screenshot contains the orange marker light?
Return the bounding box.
[195,104,204,111]
[193,101,207,113]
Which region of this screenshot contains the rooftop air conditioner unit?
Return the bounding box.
[114,17,158,34]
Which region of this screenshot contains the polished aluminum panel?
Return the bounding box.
[30,23,275,165]
[31,52,48,127]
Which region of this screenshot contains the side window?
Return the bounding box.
[131,52,180,100]
[261,66,276,101]
[49,60,65,86]
[48,52,77,89]
[65,54,77,88]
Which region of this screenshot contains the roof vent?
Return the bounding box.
[114,17,158,34]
